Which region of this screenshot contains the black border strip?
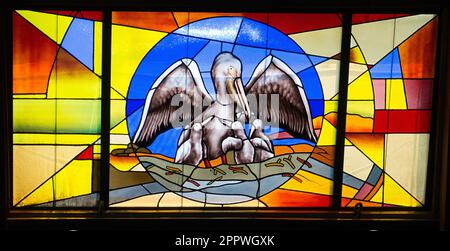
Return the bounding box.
[332,13,352,209]
[426,13,445,211]
[0,6,13,229]
[100,10,112,209]
[433,7,450,230]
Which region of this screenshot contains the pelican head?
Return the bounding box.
[212,52,251,119]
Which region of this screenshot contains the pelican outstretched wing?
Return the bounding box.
[245,55,317,142]
[133,59,212,147]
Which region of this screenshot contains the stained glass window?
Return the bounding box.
[12,10,103,207]
[10,11,439,210]
[341,14,438,207]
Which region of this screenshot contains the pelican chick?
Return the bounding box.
[221,121,254,164]
[250,119,274,162]
[175,123,203,165]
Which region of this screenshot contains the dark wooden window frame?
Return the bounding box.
[1,0,449,230]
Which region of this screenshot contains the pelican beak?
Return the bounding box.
[233,77,251,119]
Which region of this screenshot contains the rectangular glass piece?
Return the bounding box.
[109,12,342,208]
[341,14,438,208]
[12,10,102,208]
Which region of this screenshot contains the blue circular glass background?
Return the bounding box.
[126,17,324,158]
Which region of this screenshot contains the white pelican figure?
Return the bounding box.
[130,52,316,166]
[250,119,274,162]
[224,121,255,164]
[174,122,204,165]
